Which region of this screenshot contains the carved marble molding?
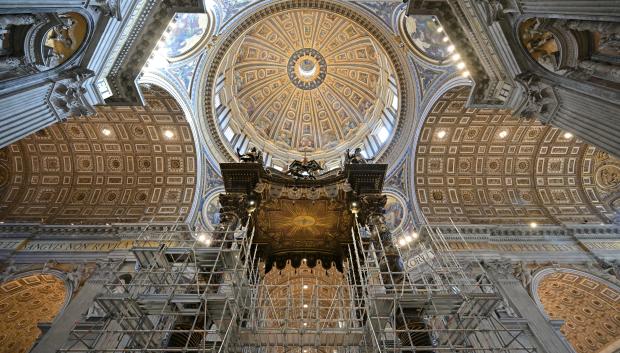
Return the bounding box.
[48,68,96,121]
[103,0,205,104]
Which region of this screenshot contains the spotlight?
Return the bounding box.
[303,304,308,308]
[498,130,508,139]
[447,45,455,53]
[163,130,174,139]
[404,235,413,243]
[450,53,460,61]
[436,130,447,139]
[563,132,573,139]
[442,36,449,42]
[350,201,360,214]
[303,322,308,326]
[247,199,257,213]
[436,27,444,33]
[303,284,309,289]
[456,62,466,69]
[529,222,538,228]
[461,70,470,78]
[101,128,112,136]
[398,238,407,246]
[411,232,419,239]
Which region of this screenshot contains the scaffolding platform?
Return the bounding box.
[238,328,366,346]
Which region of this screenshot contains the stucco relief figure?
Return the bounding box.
[0,56,22,70]
[520,19,562,72]
[597,32,620,58]
[596,164,620,191]
[514,261,533,288]
[51,69,96,118]
[517,74,557,120]
[237,147,263,163]
[0,259,16,282]
[40,13,87,70]
[66,263,87,291]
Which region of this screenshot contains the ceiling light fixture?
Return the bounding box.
[163,130,174,139]
[101,128,112,136]
[529,222,538,228]
[498,130,508,139]
[447,45,455,53]
[563,132,573,139]
[442,36,449,42]
[303,284,308,289]
[303,304,308,308]
[461,70,470,78]
[398,238,407,246]
[437,130,447,139]
[456,62,466,69]
[451,53,460,61]
[436,27,444,33]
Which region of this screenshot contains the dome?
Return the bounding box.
[213,9,399,169]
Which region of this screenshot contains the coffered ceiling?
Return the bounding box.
[415,86,619,225]
[0,86,197,224]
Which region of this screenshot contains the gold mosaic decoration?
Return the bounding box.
[0,274,67,353]
[0,86,197,224]
[415,86,618,224]
[537,271,620,353]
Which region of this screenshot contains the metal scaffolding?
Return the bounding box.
[58,216,537,353]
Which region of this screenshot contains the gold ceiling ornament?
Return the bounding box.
[536,271,620,353]
[254,198,353,270]
[215,8,398,165]
[0,274,67,353]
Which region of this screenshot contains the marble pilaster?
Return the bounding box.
[484,260,575,353]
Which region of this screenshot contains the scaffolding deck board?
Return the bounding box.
[238,328,365,346]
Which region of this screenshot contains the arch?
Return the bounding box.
[0,85,198,224]
[531,268,620,353]
[0,272,70,353]
[413,86,618,225]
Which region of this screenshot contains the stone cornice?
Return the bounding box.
[0,223,191,240]
[101,0,205,104]
[406,0,523,108]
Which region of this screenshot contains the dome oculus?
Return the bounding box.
[287,48,327,90]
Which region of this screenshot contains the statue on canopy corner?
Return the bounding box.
[345,147,372,164]
[237,147,263,163]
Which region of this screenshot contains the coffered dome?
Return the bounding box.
[213,8,399,169]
